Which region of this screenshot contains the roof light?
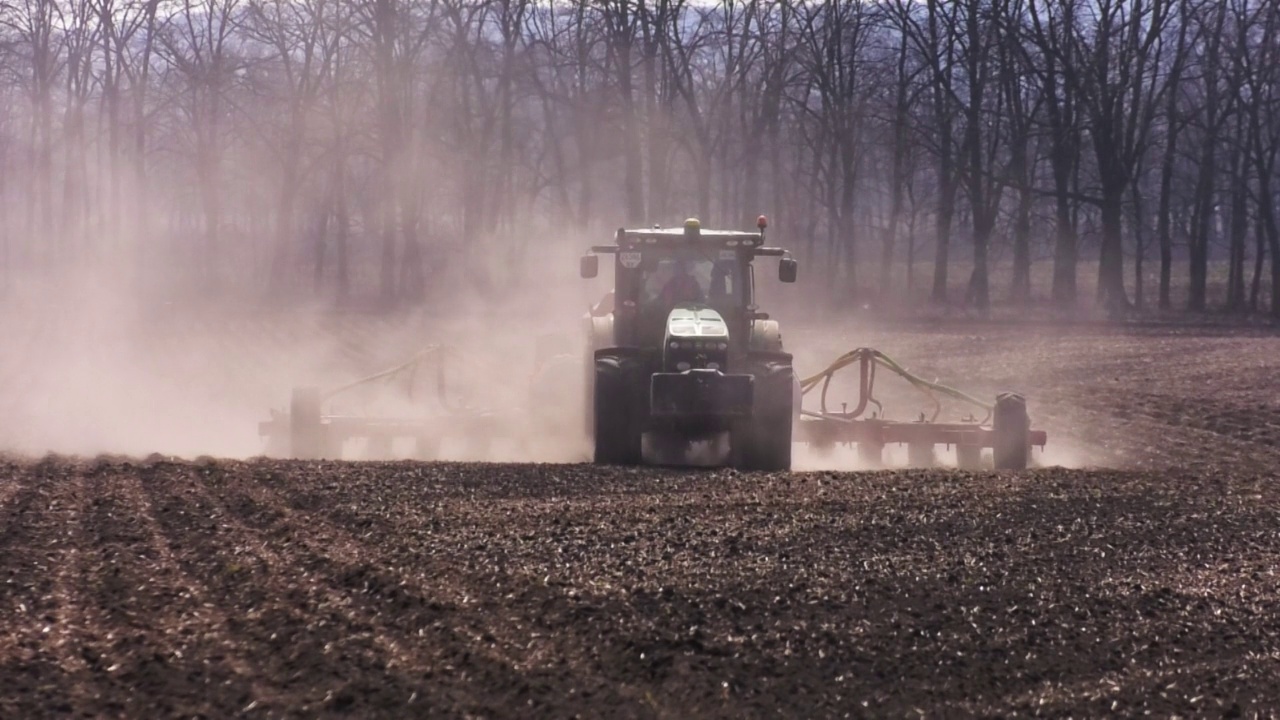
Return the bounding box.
[757,215,768,230]
[684,218,701,237]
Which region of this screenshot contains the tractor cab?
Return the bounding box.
[580,217,796,354]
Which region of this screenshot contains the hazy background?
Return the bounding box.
[0,0,1277,460]
[1,0,1278,313]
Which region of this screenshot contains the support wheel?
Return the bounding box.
[290,387,329,459]
[956,444,983,470]
[907,442,935,467]
[593,353,643,465]
[857,442,883,468]
[993,392,1031,470]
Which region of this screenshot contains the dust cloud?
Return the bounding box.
[0,240,607,462]
[0,230,1095,469]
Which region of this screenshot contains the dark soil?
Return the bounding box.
[4,316,1280,717]
[3,456,1279,718]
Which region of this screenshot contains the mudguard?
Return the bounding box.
[745,351,796,418]
[749,320,784,353]
[587,313,615,351]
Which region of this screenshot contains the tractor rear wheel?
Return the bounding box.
[733,412,792,472]
[993,392,1031,470]
[732,358,794,472]
[593,353,643,465]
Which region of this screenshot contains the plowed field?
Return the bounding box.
[2,311,1280,717]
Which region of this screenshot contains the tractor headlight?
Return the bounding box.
[717,342,728,351]
[677,361,691,372]
[670,341,680,350]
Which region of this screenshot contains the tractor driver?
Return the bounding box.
[658,260,706,307]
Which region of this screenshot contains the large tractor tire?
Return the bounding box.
[593,352,644,465]
[992,392,1031,470]
[290,386,329,459]
[732,356,794,472]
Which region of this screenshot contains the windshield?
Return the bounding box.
[638,252,742,313]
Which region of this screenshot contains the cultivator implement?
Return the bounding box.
[259,345,513,460]
[264,215,1047,470]
[795,348,1047,469]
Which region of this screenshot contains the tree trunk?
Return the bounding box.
[196,90,222,289]
[839,132,858,299]
[313,201,329,294]
[1188,3,1227,313]
[906,201,917,294]
[1097,173,1128,314]
[1131,174,1146,310]
[1156,0,1190,310]
[1155,126,1177,310]
[931,173,954,304]
[1188,138,1217,312]
[616,34,645,224]
[270,106,304,294]
[1048,98,1077,306]
[1009,106,1032,305]
[968,212,992,313]
[1250,197,1266,312]
[1226,138,1248,313]
[927,0,954,305]
[882,31,911,298]
[334,151,350,305]
[1260,175,1280,320]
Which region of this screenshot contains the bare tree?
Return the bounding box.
[893,0,960,304]
[0,0,1275,317]
[157,0,244,286]
[1072,0,1174,313]
[1185,0,1231,312]
[244,0,337,291]
[1025,0,1083,307]
[1237,0,1279,319]
[1153,0,1194,310]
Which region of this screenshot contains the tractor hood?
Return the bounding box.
[666,305,729,340]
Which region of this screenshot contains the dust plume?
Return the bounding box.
[0,237,607,462]
[0,242,1098,469]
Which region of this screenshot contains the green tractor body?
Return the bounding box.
[580,219,797,470]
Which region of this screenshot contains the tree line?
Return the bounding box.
[1,0,1277,317]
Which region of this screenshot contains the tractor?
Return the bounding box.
[579,217,1048,472]
[579,217,799,470]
